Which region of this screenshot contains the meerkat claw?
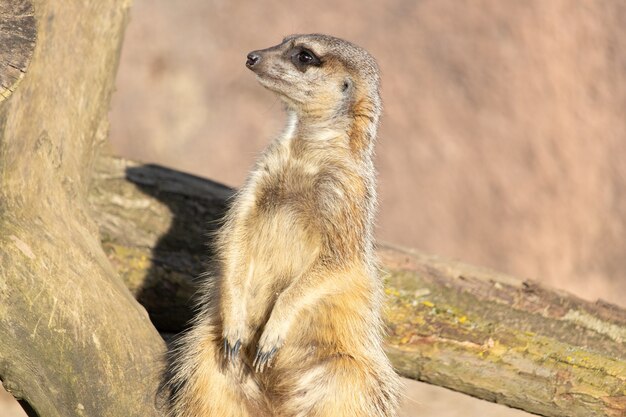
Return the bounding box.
[253,346,278,373]
[252,350,261,369]
[224,338,242,362]
[253,350,266,372]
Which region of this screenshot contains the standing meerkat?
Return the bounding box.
[165,34,401,417]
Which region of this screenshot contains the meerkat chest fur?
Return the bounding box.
[229,114,373,296]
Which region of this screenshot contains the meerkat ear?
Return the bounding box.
[341,78,352,93]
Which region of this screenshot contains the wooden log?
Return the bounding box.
[0,0,36,102]
[91,155,626,417]
[380,246,626,417]
[0,1,164,416]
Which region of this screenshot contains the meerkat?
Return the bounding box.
[165,34,401,417]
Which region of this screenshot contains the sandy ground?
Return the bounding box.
[0,379,534,417]
[0,385,25,417]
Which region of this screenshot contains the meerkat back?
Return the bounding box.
[165,34,401,417]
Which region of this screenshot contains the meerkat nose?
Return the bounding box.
[246,52,261,68]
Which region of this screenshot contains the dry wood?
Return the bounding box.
[91,155,626,417]
[0,0,36,102]
[0,1,164,416]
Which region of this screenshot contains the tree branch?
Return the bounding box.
[91,155,626,417]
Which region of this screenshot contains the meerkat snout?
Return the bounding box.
[246,52,261,68]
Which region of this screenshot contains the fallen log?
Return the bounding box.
[91,155,626,417]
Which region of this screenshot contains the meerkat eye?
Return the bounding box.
[291,48,321,70]
[297,51,314,63]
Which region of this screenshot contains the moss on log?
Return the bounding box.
[381,247,626,417]
[91,155,626,417]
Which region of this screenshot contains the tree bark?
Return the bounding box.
[91,155,626,417]
[0,1,164,417]
[0,0,35,102]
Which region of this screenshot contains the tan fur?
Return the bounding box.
[165,34,401,417]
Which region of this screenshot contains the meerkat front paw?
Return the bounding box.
[222,309,249,363]
[253,334,281,373]
[223,333,243,363]
[253,318,290,372]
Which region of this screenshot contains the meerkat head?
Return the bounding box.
[246,34,381,122]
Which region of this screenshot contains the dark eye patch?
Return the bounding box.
[289,46,322,71]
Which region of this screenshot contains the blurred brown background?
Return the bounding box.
[110,0,626,307]
[3,0,624,416]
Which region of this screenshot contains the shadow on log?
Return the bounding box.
[91,155,626,417]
